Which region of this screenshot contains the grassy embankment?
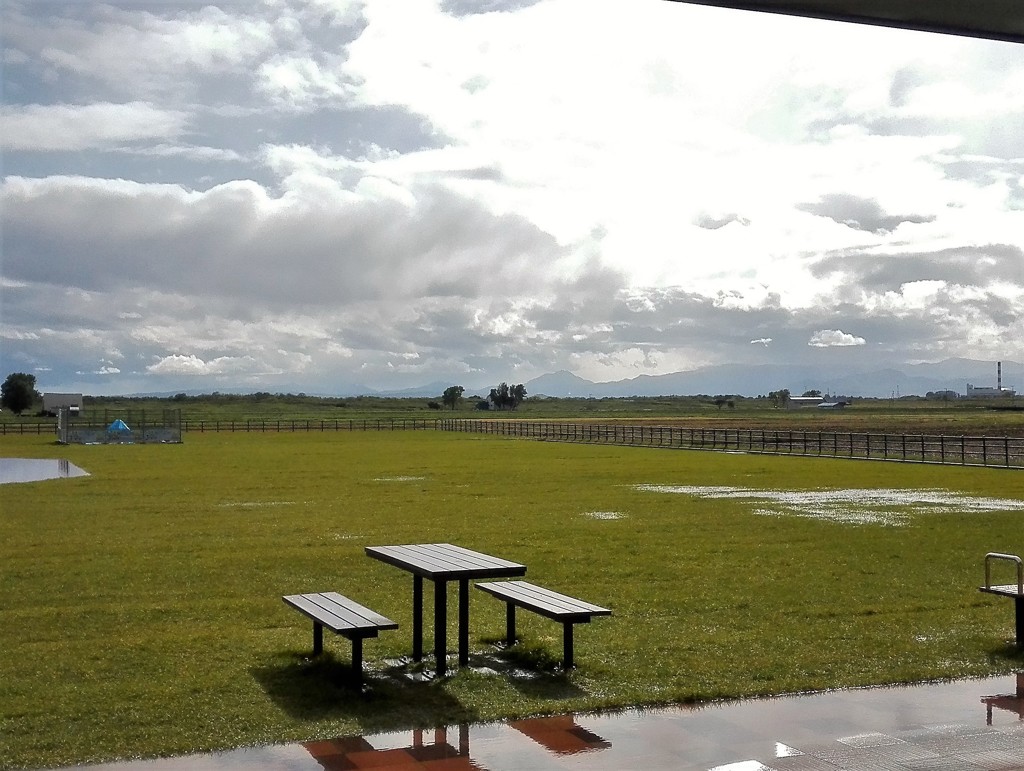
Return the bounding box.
[2,427,1024,768]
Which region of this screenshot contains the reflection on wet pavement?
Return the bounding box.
[0,458,89,484]
[55,674,1024,771]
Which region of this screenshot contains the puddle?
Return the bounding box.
[635,485,1024,527]
[582,511,625,520]
[0,458,89,484]
[218,501,296,509]
[50,675,1024,771]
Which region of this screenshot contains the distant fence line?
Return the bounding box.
[179,418,439,433]
[4,416,1024,468]
[437,419,1024,469]
[0,418,440,435]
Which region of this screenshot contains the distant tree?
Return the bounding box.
[475,400,490,410]
[768,388,790,408]
[1,372,39,415]
[510,383,527,410]
[442,385,465,410]
[714,397,728,410]
[802,389,822,398]
[427,401,441,410]
[489,382,527,410]
[489,382,510,410]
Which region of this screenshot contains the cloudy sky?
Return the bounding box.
[2,0,1023,396]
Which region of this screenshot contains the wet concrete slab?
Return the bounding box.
[52,674,1024,771]
[0,458,89,484]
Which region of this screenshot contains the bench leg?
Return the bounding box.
[313,621,323,656]
[505,602,517,646]
[562,623,574,669]
[351,636,364,687]
[1016,596,1024,649]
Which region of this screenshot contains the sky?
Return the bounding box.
[2,0,1023,396]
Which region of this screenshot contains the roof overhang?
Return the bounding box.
[665,1,1024,44]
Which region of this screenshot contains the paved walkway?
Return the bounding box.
[62,674,1024,771]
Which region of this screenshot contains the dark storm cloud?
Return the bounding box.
[811,243,1024,291]
[797,193,935,234]
[1,176,568,307]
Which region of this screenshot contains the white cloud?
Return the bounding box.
[147,354,265,376]
[1,103,189,151]
[808,330,867,348]
[2,0,1023,395]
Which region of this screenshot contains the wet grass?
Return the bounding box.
[2,431,1024,768]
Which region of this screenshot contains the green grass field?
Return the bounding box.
[3,430,1024,769]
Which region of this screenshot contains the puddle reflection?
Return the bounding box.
[509,714,611,755]
[51,676,1024,771]
[0,458,89,484]
[302,715,610,770]
[982,672,1024,724]
[304,724,480,770]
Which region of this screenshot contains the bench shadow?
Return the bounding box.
[251,650,479,725]
[472,638,589,700]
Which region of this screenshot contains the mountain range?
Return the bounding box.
[129,358,1020,400]
[372,358,1021,400]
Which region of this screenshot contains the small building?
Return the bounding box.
[787,396,824,408]
[966,383,1016,399]
[43,393,83,415]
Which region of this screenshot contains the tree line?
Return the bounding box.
[432,382,527,411]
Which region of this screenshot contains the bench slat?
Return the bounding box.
[283,592,398,636]
[477,581,611,620]
[980,584,1024,598]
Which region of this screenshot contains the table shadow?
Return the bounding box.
[250,650,479,724]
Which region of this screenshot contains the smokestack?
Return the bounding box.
[998,361,1002,391]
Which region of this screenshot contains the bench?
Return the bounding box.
[282,591,398,686]
[476,581,611,669]
[979,552,1024,649]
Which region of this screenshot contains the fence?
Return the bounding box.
[180,418,438,432]
[56,408,183,444]
[437,419,1024,469]
[0,417,439,437]
[5,414,1024,469]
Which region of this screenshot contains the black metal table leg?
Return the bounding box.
[458,578,469,666]
[413,574,423,661]
[435,579,447,676]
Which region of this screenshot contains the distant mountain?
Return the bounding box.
[119,358,1020,401]
[371,381,491,399]
[525,370,597,397]
[523,359,1022,399]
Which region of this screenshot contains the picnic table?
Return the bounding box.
[365,543,526,676]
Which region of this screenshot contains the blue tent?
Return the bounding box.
[108,419,130,432]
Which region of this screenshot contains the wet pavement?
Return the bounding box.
[57,674,1024,771]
